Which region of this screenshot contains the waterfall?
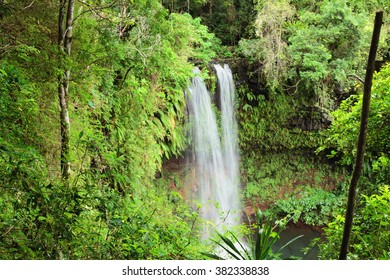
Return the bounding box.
[186,64,240,231]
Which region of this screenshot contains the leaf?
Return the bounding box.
[212,240,242,260]
[274,234,304,255]
[88,100,95,108]
[218,231,247,260]
[0,68,7,77]
[229,231,252,260]
[200,252,224,260]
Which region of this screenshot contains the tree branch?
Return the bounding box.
[74,0,118,22]
[23,0,35,10]
[347,74,364,84]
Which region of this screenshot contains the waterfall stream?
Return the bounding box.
[186,64,240,232]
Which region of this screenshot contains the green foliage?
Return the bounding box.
[242,150,345,229]
[271,186,346,226]
[317,185,390,259]
[69,185,205,259]
[163,0,256,45]
[238,86,323,152]
[0,174,205,259]
[347,0,390,13]
[287,0,368,108]
[77,4,218,155]
[318,63,390,186]
[241,151,345,206]
[252,0,295,83]
[0,62,39,142]
[1,0,388,260]
[0,135,206,259]
[0,0,218,259]
[67,0,221,190]
[238,0,387,134]
[202,210,302,260]
[0,140,70,259]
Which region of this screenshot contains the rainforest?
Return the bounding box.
[0,0,389,260]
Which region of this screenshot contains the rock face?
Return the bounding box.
[289,113,332,131]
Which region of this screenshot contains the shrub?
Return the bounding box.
[317,185,390,259]
[272,186,346,226]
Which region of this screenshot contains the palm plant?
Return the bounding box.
[202,210,303,260]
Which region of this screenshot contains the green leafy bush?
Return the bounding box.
[318,63,390,187]
[0,0,218,259]
[271,186,346,226]
[241,151,345,205]
[287,0,367,99]
[0,160,207,260]
[317,185,390,259]
[70,185,205,260]
[238,87,322,152]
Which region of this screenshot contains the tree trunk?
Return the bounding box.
[58,0,75,182]
[339,10,383,260]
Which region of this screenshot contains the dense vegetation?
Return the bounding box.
[0,0,389,259]
[0,0,216,259]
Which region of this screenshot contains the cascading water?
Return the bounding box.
[214,64,240,214]
[186,64,240,232]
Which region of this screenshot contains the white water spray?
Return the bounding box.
[186,64,240,231]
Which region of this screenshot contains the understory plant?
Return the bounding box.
[271,186,346,226]
[242,151,346,205]
[314,185,390,260]
[202,210,303,260]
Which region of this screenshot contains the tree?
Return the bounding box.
[58,0,75,182]
[287,0,367,104]
[318,186,390,260]
[339,11,383,260]
[253,0,295,84]
[0,0,219,259]
[162,0,255,45]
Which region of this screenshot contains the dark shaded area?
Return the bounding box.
[274,223,323,260]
